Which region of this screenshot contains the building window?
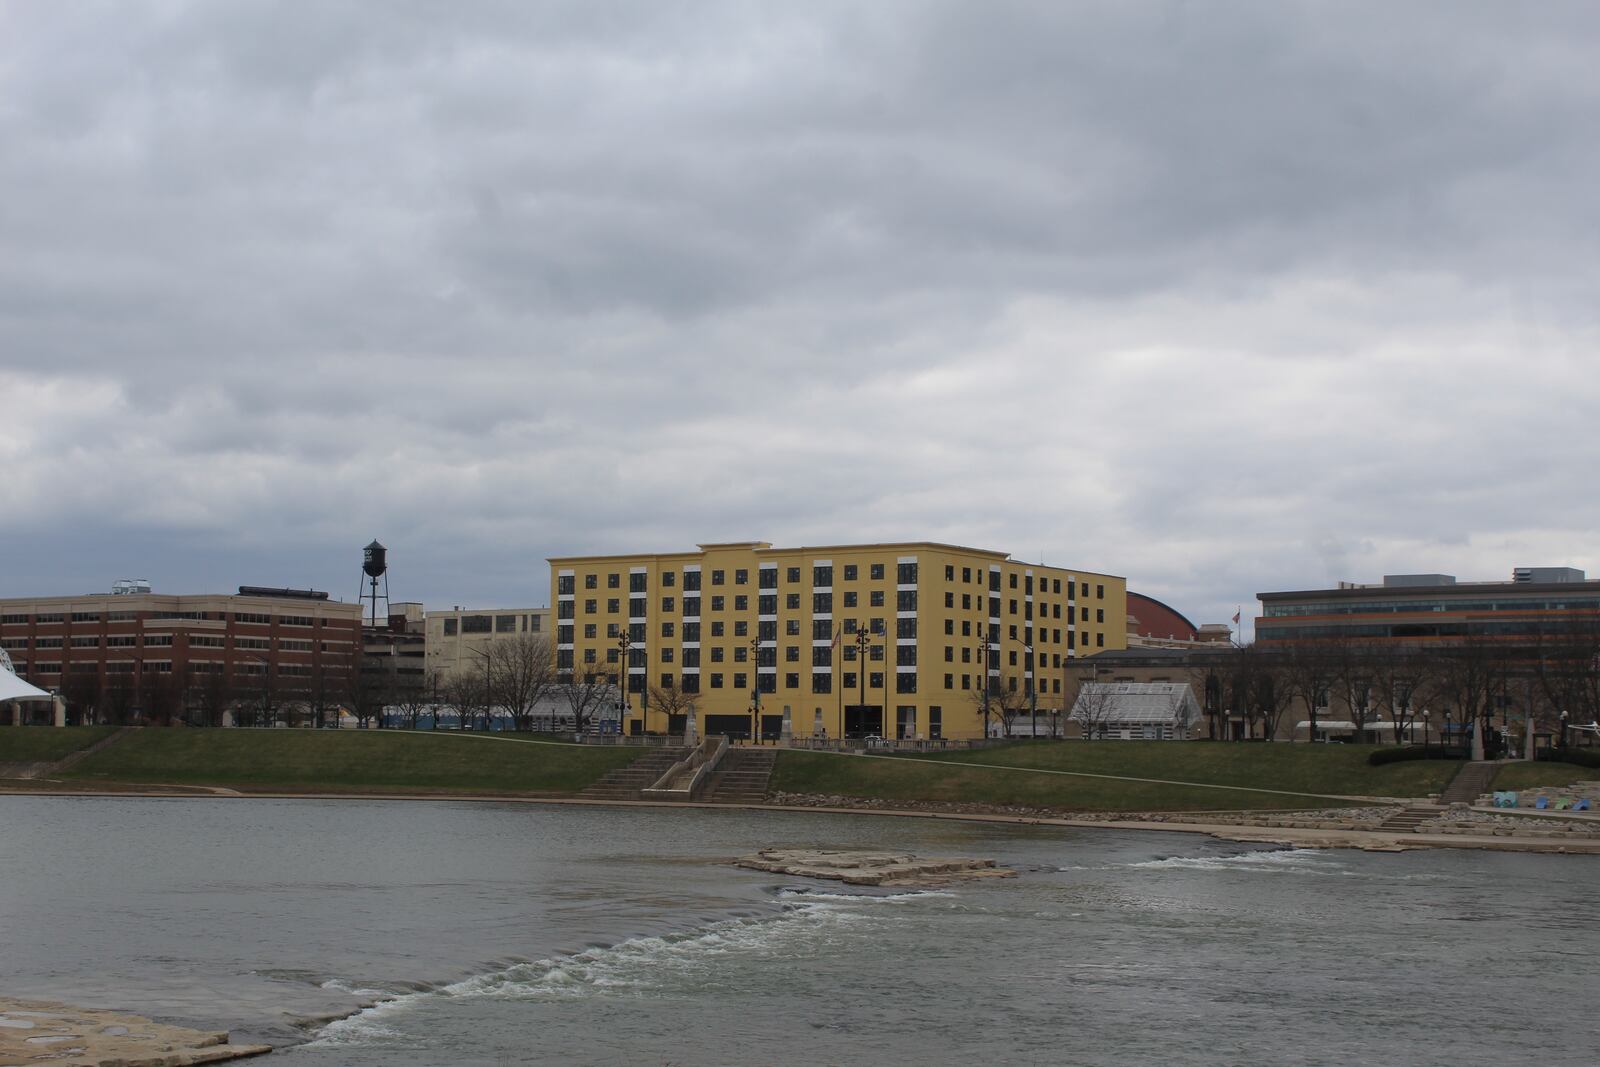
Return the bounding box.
[712,622,725,639]
[844,591,858,609]
[683,596,700,617]
[896,673,917,693]
[786,619,801,636]
[584,624,597,639]
[662,596,674,613]
[812,672,832,693]
[944,619,954,635]
[897,618,917,639]
[711,596,725,612]
[758,594,776,615]
[945,592,954,608]
[607,599,620,614]
[732,620,747,637]
[870,591,885,607]
[786,593,800,610]
[735,595,748,612]
[712,570,725,585]
[812,620,832,640]
[898,562,917,585]
[463,615,492,633]
[584,599,597,614]
[870,672,883,689]
[813,565,832,587]
[663,571,676,588]
[944,673,953,689]
[660,648,674,664]
[681,674,699,694]
[584,648,597,663]
[711,673,723,688]
[813,647,832,667]
[759,568,777,589]
[897,645,917,666]
[630,597,646,617]
[1097,633,1105,647]
[944,646,954,662]
[733,672,747,689]
[945,565,955,581]
[735,646,748,663]
[785,672,799,689]
[629,573,648,593]
[496,615,517,633]
[843,672,856,689]
[844,564,858,581]
[558,575,575,595]
[735,569,749,585]
[896,590,917,612]
[608,573,621,589]
[813,593,833,614]
[682,648,700,667]
[662,622,675,638]
[684,570,701,591]
[787,566,801,584]
[785,645,800,662]
[870,563,884,580]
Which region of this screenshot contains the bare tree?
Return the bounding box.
[1069,680,1120,740]
[648,678,697,736]
[488,634,557,732]
[1280,640,1335,742]
[964,672,1028,737]
[1428,636,1508,756]
[189,667,236,728]
[558,669,615,735]
[102,672,141,725]
[141,669,186,726]
[391,668,443,730]
[443,669,489,731]
[61,671,103,726]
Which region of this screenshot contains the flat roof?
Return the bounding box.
[1258,579,1600,602]
[548,541,1124,578]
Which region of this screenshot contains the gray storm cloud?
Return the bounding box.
[2,1,1598,621]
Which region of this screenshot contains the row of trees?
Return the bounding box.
[1170,628,1600,745]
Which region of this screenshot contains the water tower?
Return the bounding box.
[360,539,391,628]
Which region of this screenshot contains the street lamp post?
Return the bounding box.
[750,635,762,744]
[854,624,872,740]
[976,631,992,740]
[1026,643,1037,740]
[616,630,632,739]
[468,645,491,732]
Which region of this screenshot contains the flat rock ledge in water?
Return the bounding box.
[737,848,1014,886]
[0,998,269,1067]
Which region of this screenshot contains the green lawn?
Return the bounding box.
[899,741,1457,796]
[1492,761,1600,792]
[0,726,119,763]
[770,741,1460,812]
[62,729,640,794]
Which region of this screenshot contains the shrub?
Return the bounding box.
[1544,746,1600,769]
[1367,745,1465,767]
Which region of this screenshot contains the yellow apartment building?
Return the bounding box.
[547,542,1126,741]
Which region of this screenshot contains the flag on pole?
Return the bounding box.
[1232,610,1241,625]
[831,625,842,650]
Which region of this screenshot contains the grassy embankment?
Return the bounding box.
[769,741,1463,812]
[58,730,640,795]
[0,726,120,763]
[1491,761,1600,792]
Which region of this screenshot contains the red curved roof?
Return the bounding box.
[1127,591,1199,641]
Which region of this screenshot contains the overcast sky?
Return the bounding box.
[4,2,1598,631]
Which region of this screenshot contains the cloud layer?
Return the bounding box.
[4,2,1599,627]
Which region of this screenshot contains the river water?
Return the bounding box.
[1,796,1594,1066]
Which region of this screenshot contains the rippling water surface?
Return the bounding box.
[2,796,1595,1066]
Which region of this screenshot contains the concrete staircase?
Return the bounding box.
[578,749,684,801]
[1376,806,1437,833]
[700,747,777,804]
[1440,760,1501,806]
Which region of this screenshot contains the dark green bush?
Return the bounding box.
[1542,746,1600,769]
[1367,745,1466,767]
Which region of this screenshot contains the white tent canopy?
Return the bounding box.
[0,665,53,702]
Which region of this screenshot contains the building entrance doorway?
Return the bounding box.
[844,704,883,739]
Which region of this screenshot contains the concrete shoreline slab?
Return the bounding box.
[0,998,269,1067]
